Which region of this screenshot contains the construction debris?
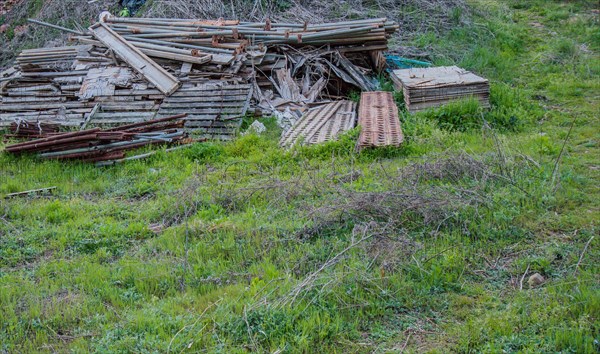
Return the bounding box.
[6,121,60,140]
[89,22,181,95]
[357,92,403,149]
[391,66,490,112]
[4,114,193,163]
[0,13,428,160]
[1,14,398,140]
[280,101,357,148]
[243,120,267,135]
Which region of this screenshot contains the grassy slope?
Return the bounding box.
[0,0,598,352]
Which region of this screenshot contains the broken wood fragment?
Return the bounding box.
[4,187,57,199]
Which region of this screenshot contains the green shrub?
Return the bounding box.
[417,98,484,131]
[183,142,224,162]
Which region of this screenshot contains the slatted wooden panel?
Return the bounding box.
[279,100,357,147]
[357,91,403,149]
[156,83,253,140]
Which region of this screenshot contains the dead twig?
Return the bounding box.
[399,332,412,352]
[278,224,375,307]
[243,305,260,351]
[519,264,530,291]
[551,116,577,191]
[573,235,594,277]
[167,299,221,354]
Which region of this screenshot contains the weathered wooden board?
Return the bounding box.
[89,23,181,95]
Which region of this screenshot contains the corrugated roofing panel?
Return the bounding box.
[357,91,403,148]
[279,100,357,147]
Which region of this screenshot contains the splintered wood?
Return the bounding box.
[391,66,490,112]
[279,101,357,147]
[357,92,403,149]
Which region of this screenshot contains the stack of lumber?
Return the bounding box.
[4,114,192,163]
[391,66,490,112]
[16,45,111,69]
[1,59,252,139]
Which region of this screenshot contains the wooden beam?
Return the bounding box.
[89,22,181,95]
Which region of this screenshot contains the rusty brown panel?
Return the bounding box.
[357,91,403,149]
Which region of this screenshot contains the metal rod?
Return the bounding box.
[28,19,84,35]
[121,36,234,54]
[38,132,184,158]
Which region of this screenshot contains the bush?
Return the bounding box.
[417,98,484,131]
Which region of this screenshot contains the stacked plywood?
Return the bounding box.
[391,66,490,112]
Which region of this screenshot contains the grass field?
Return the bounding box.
[0,0,598,352]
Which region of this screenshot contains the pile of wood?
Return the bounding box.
[391,66,490,112]
[0,14,398,140]
[4,114,193,163]
[97,16,396,49]
[0,13,419,159]
[0,55,253,139]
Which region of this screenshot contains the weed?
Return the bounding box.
[417,98,484,131]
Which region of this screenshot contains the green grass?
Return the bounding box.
[0,0,599,352]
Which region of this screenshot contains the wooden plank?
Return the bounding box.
[2,96,67,103]
[89,118,148,124]
[179,120,239,128]
[157,108,244,115]
[160,94,248,102]
[157,113,241,120]
[99,104,160,111]
[160,101,246,109]
[93,112,156,119]
[21,71,88,78]
[4,187,56,199]
[89,22,181,95]
[0,102,95,111]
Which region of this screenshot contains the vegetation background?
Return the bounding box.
[0,0,598,352]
